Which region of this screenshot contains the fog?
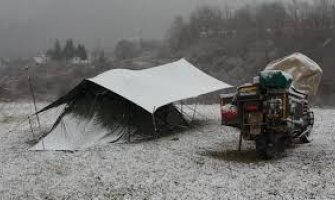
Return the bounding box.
[0,0,287,58]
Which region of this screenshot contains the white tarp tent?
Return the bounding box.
[265,53,322,95]
[89,58,231,113]
[31,59,232,150]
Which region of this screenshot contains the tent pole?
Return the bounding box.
[152,107,158,138]
[128,104,131,143]
[25,66,44,150]
[191,99,199,124]
[25,66,42,131]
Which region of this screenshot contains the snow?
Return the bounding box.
[1,103,335,199]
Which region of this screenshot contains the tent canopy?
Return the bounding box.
[265,53,322,95]
[88,58,231,113]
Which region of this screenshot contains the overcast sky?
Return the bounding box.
[0,0,310,58]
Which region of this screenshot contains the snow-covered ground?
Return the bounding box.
[1,103,335,199]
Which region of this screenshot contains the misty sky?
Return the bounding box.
[0,0,308,58]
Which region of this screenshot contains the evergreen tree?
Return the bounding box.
[47,39,63,61]
[63,39,75,60]
[81,45,88,60]
[76,44,88,60]
[53,39,63,60]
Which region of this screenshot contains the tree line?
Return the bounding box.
[4,0,335,104]
[47,39,88,61]
[162,0,335,104]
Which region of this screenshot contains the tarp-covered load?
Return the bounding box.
[32,59,232,150]
[259,70,293,89]
[265,53,322,95]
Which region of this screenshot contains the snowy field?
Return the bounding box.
[1,103,335,199]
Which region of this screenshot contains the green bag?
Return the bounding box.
[259,70,293,89]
